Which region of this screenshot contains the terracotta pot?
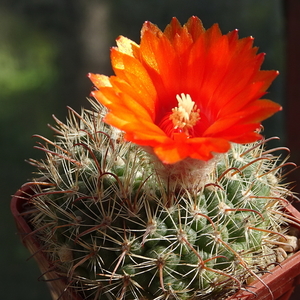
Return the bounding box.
[228,202,300,300]
[11,184,300,300]
[11,184,84,300]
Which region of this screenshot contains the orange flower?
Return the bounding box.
[89,16,281,164]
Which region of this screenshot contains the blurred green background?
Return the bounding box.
[1,0,289,299]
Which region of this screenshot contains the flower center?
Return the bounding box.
[169,93,200,135]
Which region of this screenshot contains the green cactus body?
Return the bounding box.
[25,103,294,300]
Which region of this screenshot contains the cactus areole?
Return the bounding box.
[12,17,300,300]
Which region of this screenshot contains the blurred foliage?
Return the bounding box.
[1,1,285,300]
[0,14,57,98]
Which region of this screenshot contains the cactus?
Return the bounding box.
[22,100,297,300]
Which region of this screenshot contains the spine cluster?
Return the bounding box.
[24,102,297,300]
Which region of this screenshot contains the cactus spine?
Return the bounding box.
[24,101,296,300]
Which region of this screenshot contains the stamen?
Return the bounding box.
[169,93,200,135]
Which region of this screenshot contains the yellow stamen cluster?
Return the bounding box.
[169,93,200,135]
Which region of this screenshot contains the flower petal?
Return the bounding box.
[153,135,230,164]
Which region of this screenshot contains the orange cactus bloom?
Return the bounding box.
[89,16,281,164]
